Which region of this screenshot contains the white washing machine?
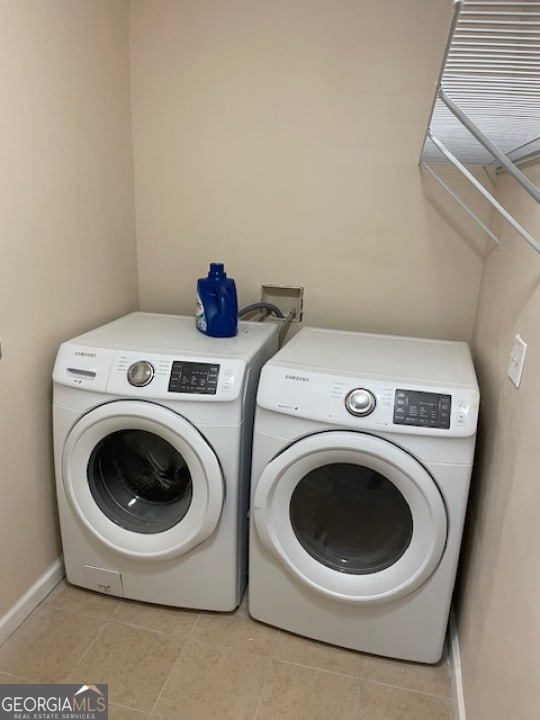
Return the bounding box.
[248,327,479,663]
[53,312,278,611]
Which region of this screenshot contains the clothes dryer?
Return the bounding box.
[53,312,278,610]
[249,327,479,662]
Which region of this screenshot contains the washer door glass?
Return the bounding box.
[290,463,413,575]
[62,400,224,560]
[253,431,447,604]
[88,429,193,534]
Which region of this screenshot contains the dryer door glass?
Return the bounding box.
[88,429,193,534]
[289,463,413,574]
[253,431,448,603]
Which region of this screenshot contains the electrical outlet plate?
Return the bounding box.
[261,284,303,322]
[507,334,527,388]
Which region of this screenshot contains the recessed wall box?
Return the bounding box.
[261,284,303,322]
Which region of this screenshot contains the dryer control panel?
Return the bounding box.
[257,365,480,438]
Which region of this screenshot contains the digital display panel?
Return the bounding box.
[168,361,220,395]
[393,389,451,429]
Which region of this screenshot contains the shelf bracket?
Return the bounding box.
[438,89,540,205]
[426,133,540,254]
[421,162,500,248]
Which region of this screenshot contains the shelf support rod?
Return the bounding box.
[428,132,540,253]
[421,1,463,155]
[439,89,540,204]
[421,162,500,247]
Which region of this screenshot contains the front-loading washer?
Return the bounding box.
[248,326,479,662]
[53,312,278,611]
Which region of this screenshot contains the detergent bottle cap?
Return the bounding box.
[208,262,225,278]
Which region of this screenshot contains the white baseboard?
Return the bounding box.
[449,609,467,720]
[0,557,65,647]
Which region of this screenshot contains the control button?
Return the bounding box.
[127,361,154,387]
[345,388,376,417]
[223,380,233,390]
[457,413,466,425]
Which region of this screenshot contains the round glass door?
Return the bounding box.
[290,463,413,575]
[62,401,224,559]
[253,431,447,604]
[88,429,193,534]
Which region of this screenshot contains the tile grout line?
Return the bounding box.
[0,671,31,681]
[187,612,203,637]
[355,684,363,720]
[68,612,195,717]
[272,656,362,681]
[65,620,110,681]
[73,620,189,716]
[179,626,280,657]
[45,605,120,625]
[108,701,148,716]
[148,613,277,720]
[358,676,456,702]
[96,616,197,638]
[252,656,275,720]
[251,627,283,720]
[144,613,203,715]
[145,658,177,720]
[47,597,202,639]
[267,656,453,699]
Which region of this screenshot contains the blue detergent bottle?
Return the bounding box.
[196,262,238,337]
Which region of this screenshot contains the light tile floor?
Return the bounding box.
[0,581,456,720]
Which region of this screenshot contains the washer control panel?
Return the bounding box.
[53,339,252,402]
[168,361,220,395]
[103,351,245,401]
[393,389,451,429]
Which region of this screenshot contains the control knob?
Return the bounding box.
[345,388,376,417]
[127,361,154,387]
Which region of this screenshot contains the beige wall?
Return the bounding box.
[0,1,138,618]
[130,0,486,341]
[5,11,530,715]
[459,163,540,719]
